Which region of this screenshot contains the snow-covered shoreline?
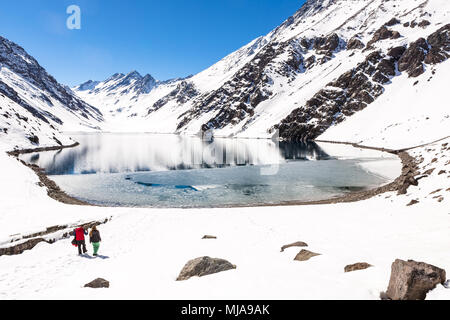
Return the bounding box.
[0,135,448,300]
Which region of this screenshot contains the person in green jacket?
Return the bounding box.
[89,226,102,256]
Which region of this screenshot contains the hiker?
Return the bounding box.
[89,226,102,256]
[74,226,88,255]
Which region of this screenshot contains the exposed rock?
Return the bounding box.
[385,18,400,27]
[149,81,199,115]
[303,55,316,69]
[391,31,401,39]
[387,46,407,60]
[294,249,321,262]
[313,33,342,56]
[429,189,442,195]
[406,199,419,206]
[345,262,372,273]
[438,170,446,175]
[27,134,39,145]
[202,235,217,240]
[281,241,308,252]
[385,259,446,300]
[398,38,428,77]
[84,278,110,289]
[366,26,401,48]
[177,41,296,132]
[0,238,47,256]
[423,168,435,175]
[424,24,450,65]
[347,37,365,50]
[418,20,431,28]
[176,257,236,281]
[276,49,398,141]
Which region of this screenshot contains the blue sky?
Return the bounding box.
[0,0,305,86]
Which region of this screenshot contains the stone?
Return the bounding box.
[398,38,428,77]
[385,18,400,27]
[176,257,236,281]
[387,46,406,60]
[202,235,217,239]
[345,262,373,273]
[27,134,39,145]
[385,259,446,300]
[84,278,110,289]
[347,37,365,50]
[281,241,308,252]
[0,238,47,257]
[424,24,450,65]
[407,199,419,206]
[294,250,321,262]
[418,20,431,28]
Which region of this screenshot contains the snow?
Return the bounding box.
[319,59,450,149]
[70,0,450,140]
[0,134,449,299]
[0,0,449,300]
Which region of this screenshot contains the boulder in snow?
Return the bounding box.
[294,250,321,262]
[176,257,236,281]
[344,262,372,273]
[202,235,217,239]
[385,259,446,300]
[281,241,308,252]
[84,278,110,289]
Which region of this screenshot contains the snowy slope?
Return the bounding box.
[72,0,450,140]
[0,137,448,300]
[0,36,103,148]
[319,58,450,149]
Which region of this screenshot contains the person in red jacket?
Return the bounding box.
[74,227,88,255]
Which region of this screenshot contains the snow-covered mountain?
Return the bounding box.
[73,0,450,142]
[0,36,103,148]
[73,71,193,131]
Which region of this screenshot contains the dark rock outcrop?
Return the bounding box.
[347,37,365,50]
[366,26,401,48]
[406,199,419,206]
[398,38,429,77]
[0,238,47,256]
[385,259,446,300]
[418,20,431,28]
[385,18,400,27]
[27,134,40,145]
[344,262,372,273]
[177,41,292,131]
[424,24,450,65]
[294,250,321,261]
[276,50,393,141]
[176,257,236,281]
[398,24,450,77]
[149,81,199,115]
[275,25,449,141]
[281,241,308,252]
[84,278,110,289]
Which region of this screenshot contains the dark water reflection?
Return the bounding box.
[18,133,397,208]
[20,133,331,175]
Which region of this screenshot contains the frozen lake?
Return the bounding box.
[20,133,400,208]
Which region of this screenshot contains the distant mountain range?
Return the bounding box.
[1,0,449,148]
